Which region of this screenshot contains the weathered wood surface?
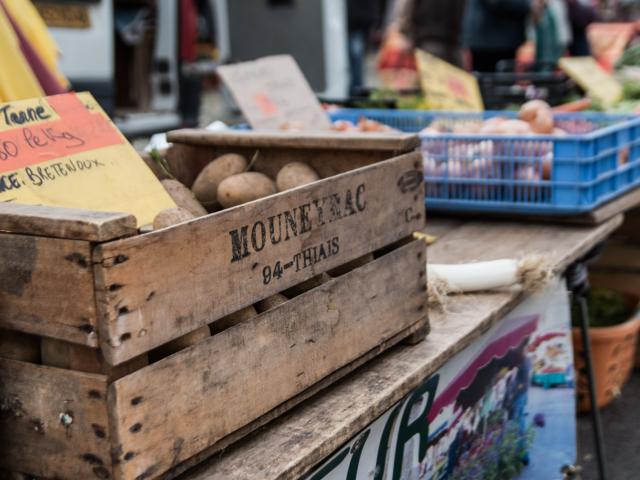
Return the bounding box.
[167,129,420,152]
[0,358,110,480]
[95,151,424,365]
[165,143,397,189]
[0,203,136,241]
[155,322,425,480]
[108,240,426,480]
[40,338,149,382]
[179,215,622,480]
[0,234,98,346]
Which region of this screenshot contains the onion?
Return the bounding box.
[530,107,554,134]
[479,116,508,134]
[496,119,532,135]
[519,100,551,122]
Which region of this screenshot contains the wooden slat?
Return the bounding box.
[426,218,622,273]
[0,234,98,346]
[108,240,427,480]
[0,203,136,241]
[0,359,110,480]
[40,338,149,381]
[160,322,425,480]
[178,215,622,480]
[164,143,396,190]
[95,151,424,365]
[167,129,420,152]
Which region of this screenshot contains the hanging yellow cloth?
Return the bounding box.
[2,0,69,88]
[0,6,44,102]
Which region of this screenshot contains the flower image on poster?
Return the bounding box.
[308,277,576,480]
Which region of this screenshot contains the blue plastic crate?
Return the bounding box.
[329,108,640,215]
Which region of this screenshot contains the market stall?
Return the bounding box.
[1,3,640,476]
[176,216,622,480]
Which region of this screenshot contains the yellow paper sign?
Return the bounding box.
[559,56,622,107]
[0,92,175,226]
[415,50,484,112]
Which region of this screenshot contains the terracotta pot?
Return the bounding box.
[572,314,640,412]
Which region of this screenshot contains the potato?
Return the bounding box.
[276,162,320,192]
[161,179,208,217]
[192,154,248,207]
[210,305,258,334]
[217,172,277,208]
[255,294,288,314]
[152,207,195,230]
[149,326,211,361]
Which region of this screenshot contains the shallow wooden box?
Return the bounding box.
[0,131,428,480]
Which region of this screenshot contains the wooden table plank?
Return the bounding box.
[0,203,136,241]
[179,215,622,480]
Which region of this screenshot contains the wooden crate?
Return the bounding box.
[0,131,428,480]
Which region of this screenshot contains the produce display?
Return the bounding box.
[331,117,400,133]
[152,154,321,228]
[419,100,579,184]
[192,153,249,209]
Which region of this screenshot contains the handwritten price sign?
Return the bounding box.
[559,56,623,107]
[415,50,484,112]
[218,55,332,131]
[0,92,175,227]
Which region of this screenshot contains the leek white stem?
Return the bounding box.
[428,259,519,293]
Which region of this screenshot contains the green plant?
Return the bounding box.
[149,149,176,180]
[572,288,637,328]
[451,420,534,480]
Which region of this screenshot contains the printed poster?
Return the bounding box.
[308,277,576,480]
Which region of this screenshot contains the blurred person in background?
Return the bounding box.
[566,0,597,56]
[347,0,386,95]
[535,0,572,67]
[465,0,545,72]
[386,0,468,68]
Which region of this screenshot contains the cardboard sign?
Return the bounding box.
[0,92,175,226]
[587,22,636,71]
[217,55,332,131]
[559,56,623,107]
[415,50,484,112]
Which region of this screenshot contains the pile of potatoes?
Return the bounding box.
[152,153,321,229]
[148,153,330,356]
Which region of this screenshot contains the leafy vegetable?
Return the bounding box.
[572,288,637,328]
